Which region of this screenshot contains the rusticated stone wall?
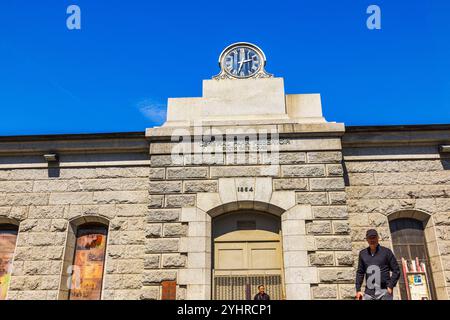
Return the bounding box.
[1,126,448,300]
[145,124,355,300]
[344,140,450,299]
[0,165,149,300]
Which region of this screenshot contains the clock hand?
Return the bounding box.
[238,59,252,73]
[238,60,244,73]
[237,48,247,73]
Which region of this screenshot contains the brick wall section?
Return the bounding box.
[146,137,354,299]
[0,166,148,300]
[345,158,450,298]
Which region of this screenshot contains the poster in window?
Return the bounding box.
[407,273,431,300]
[69,226,107,300]
[401,257,431,300]
[0,229,18,300]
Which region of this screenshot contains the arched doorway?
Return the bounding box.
[212,210,285,300]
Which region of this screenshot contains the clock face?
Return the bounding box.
[222,46,262,78]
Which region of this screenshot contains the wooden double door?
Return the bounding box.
[212,211,285,300]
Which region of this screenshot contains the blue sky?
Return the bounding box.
[0,0,449,136]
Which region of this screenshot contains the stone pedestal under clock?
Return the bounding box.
[146,42,353,300]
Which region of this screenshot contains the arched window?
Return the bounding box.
[67,223,108,300]
[0,224,18,300]
[389,218,436,300]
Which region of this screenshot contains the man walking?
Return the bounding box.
[355,229,400,300]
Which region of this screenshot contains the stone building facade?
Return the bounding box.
[343,125,450,300]
[0,64,449,301]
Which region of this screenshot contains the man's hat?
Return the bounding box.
[366,229,379,238]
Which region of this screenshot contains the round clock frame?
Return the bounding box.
[213,42,273,80]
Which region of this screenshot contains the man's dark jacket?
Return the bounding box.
[355,245,401,296]
[254,293,270,300]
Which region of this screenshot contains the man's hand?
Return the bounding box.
[387,287,393,295]
[355,292,364,300]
